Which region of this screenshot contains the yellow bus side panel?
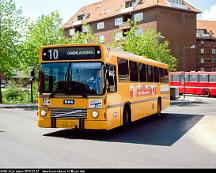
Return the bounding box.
[106,107,121,130]
[131,102,143,122]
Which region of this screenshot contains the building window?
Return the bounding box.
[168,0,183,5]
[212,68,216,72]
[125,0,135,8]
[201,40,204,44]
[82,25,89,33]
[200,48,205,54]
[200,68,205,71]
[69,28,75,36]
[115,17,123,26]
[212,49,216,55]
[212,58,216,63]
[98,35,105,43]
[114,32,123,41]
[200,58,205,64]
[77,14,85,21]
[97,22,104,30]
[135,28,144,35]
[134,12,143,22]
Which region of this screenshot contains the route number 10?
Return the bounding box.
[48,49,59,60]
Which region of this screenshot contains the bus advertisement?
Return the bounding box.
[37,44,170,130]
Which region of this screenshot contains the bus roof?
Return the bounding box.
[105,45,168,68]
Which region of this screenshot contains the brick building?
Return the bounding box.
[63,0,200,71]
[196,20,216,72]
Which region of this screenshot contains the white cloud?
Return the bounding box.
[200,4,216,21]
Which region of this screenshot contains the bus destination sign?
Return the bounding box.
[42,46,102,61]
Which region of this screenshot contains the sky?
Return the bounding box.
[13,0,216,23]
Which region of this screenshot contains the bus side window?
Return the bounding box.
[106,64,117,93]
[154,67,159,83]
[210,75,216,82]
[159,68,165,83]
[147,65,153,82]
[118,58,129,81]
[164,69,169,83]
[129,61,138,82]
[139,63,147,82]
[199,74,209,82]
[190,74,198,82]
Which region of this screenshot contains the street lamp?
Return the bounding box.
[183,45,196,98]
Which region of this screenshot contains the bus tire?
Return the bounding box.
[202,88,210,97]
[123,104,131,127]
[156,98,162,116]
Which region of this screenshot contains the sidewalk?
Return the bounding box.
[0,103,37,109]
[171,95,203,105]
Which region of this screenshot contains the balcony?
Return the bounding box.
[121,7,133,14]
[119,22,131,30]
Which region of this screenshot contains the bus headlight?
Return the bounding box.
[92,111,99,119]
[40,109,47,117]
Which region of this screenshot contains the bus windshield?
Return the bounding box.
[40,62,105,96]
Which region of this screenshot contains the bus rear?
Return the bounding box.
[37,44,108,130]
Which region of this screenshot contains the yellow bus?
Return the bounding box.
[37,44,170,130]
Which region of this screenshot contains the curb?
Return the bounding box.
[0,104,37,109]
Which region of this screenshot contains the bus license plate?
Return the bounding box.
[56,120,79,128]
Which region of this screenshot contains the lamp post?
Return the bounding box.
[183,45,196,98]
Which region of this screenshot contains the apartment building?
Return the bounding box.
[196,20,216,72]
[63,0,200,71]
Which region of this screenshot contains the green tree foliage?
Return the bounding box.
[19,12,97,77]
[0,0,28,103]
[19,11,66,75]
[113,23,177,71]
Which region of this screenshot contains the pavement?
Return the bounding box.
[170,95,204,105]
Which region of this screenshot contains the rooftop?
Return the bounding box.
[197,20,216,38]
[63,0,200,29]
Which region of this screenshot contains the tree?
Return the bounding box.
[20,12,98,78]
[19,11,66,75]
[0,0,28,103]
[113,23,177,71]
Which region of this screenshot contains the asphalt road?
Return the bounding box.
[0,96,216,168]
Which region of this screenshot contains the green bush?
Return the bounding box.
[2,80,38,104]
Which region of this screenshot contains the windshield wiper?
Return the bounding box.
[65,81,95,98]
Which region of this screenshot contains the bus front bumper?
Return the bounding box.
[38,119,108,130]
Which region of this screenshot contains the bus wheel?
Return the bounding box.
[202,88,210,97]
[156,99,161,116]
[123,105,131,126]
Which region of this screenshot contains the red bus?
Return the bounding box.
[170,71,216,97]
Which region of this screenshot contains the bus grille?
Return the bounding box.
[51,108,87,119]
